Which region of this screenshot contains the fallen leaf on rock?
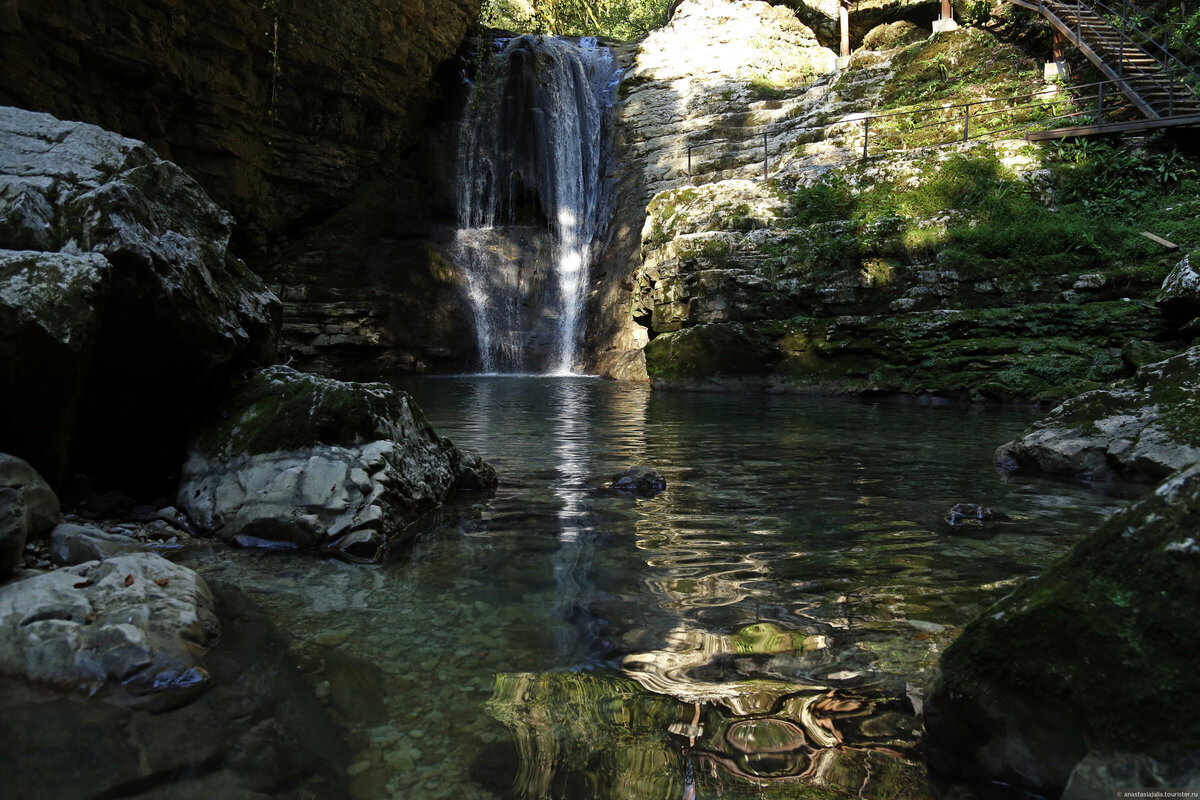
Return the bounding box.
[73,580,94,589]
[124,574,135,587]
[155,578,169,587]
[85,613,97,624]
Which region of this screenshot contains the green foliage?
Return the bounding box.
[479,0,671,40]
[783,147,1194,280]
[879,29,1042,110]
[1048,139,1197,214]
[787,172,856,225]
[861,21,925,51]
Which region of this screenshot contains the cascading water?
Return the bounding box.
[455,35,619,375]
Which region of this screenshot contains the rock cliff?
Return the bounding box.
[594,1,1194,400]
[0,106,279,489]
[0,0,483,252]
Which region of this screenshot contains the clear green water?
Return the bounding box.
[196,376,1128,800]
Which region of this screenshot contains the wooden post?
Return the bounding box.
[839,0,850,57]
[941,0,952,20]
[1052,29,1067,61]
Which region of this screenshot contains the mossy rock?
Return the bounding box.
[925,462,1200,796]
[192,365,438,460]
[996,344,1200,482]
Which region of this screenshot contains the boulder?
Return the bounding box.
[924,463,1200,797]
[0,454,59,577]
[0,489,26,578]
[995,345,1200,482]
[177,366,496,553]
[0,106,279,485]
[1158,251,1200,319]
[0,552,218,705]
[0,581,350,799]
[48,523,147,566]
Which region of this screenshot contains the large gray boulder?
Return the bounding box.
[0,454,59,577]
[995,344,1200,482]
[925,463,1200,797]
[0,106,279,484]
[0,552,218,705]
[178,366,496,555]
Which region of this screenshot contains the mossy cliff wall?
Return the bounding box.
[600,1,1197,400]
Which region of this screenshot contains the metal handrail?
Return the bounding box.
[1037,0,1199,115]
[680,77,1145,177]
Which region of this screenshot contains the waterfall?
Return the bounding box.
[455,35,619,375]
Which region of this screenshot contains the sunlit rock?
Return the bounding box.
[0,552,217,705]
[177,366,496,555]
[1158,251,1200,319]
[925,462,1200,796]
[995,344,1200,482]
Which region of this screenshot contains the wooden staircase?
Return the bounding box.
[1009,0,1200,138]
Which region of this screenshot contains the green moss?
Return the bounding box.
[645,323,783,385]
[193,366,431,458]
[935,465,1200,754]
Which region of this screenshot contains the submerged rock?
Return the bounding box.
[0,106,279,485]
[995,344,1200,482]
[0,552,218,705]
[944,503,1007,527]
[177,366,496,554]
[611,466,667,497]
[924,463,1200,797]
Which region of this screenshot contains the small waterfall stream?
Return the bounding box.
[455,35,619,374]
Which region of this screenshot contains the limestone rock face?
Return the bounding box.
[178,366,496,554]
[0,0,484,252]
[924,462,1200,797]
[0,107,280,485]
[995,345,1200,482]
[589,0,838,378]
[0,553,218,704]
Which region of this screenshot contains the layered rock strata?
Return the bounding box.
[0,0,483,251]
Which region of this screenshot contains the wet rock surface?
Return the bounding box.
[0,106,279,485]
[0,454,59,576]
[0,552,217,703]
[178,366,496,553]
[0,581,350,800]
[611,466,667,497]
[995,344,1200,482]
[925,462,1200,797]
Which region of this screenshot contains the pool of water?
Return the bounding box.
[195,376,1129,799]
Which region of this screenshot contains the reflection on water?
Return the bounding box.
[193,377,1126,800]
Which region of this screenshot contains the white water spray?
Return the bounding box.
[455,35,618,374]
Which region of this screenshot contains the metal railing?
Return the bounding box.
[1023,0,1200,116]
[681,77,1146,178]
